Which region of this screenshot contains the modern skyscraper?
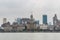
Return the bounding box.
[43,15,47,24]
[16,18,30,24]
[16,18,22,24]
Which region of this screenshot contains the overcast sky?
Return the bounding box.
[0,0,60,25]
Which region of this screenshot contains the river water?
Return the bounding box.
[0,33,60,40]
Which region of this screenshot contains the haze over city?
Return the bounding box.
[0,0,60,25]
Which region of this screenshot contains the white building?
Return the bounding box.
[40,24,48,30]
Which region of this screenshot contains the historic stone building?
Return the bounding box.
[26,14,39,31]
[53,14,60,30]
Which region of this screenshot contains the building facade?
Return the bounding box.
[16,18,22,24]
[40,24,48,30]
[43,15,47,24]
[3,18,7,24]
[53,14,60,30]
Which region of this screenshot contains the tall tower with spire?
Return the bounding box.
[30,14,34,21]
[53,14,58,26]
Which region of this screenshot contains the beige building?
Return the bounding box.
[17,25,25,31]
[12,22,25,31]
[1,22,12,32]
[26,22,37,30]
[26,14,38,30]
[1,21,25,32]
[40,24,48,30]
[3,27,12,32]
[17,27,25,31]
[3,18,7,24]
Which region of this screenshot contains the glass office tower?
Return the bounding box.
[43,15,47,24]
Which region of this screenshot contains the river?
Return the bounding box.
[0,33,60,40]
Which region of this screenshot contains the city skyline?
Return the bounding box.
[0,0,60,25]
[0,14,60,32]
[0,0,60,40]
[0,14,58,24]
[0,14,59,25]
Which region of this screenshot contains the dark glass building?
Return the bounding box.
[16,18,22,24]
[43,15,47,24]
[16,18,30,24]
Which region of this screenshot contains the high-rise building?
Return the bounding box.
[53,14,60,30]
[16,18,30,24]
[53,14,58,26]
[16,18,22,24]
[30,14,34,21]
[43,15,47,24]
[3,18,7,24]
[21,18,30,24]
